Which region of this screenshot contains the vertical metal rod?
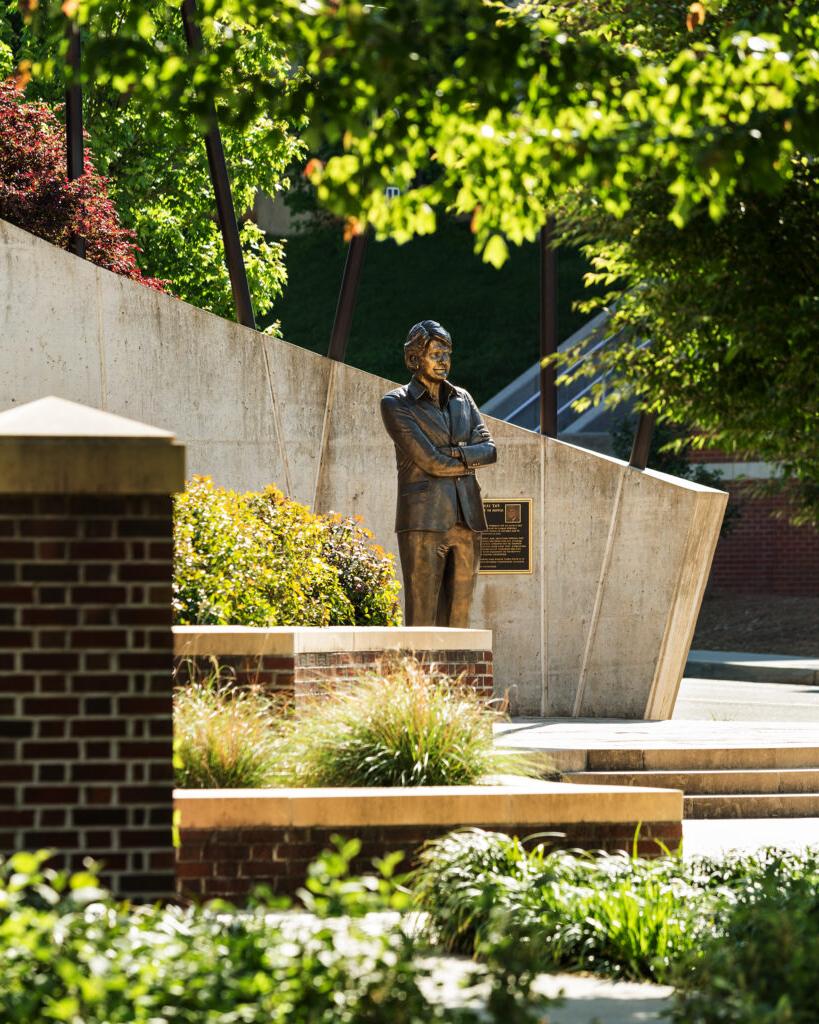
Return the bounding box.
[327,230,369,362]
[539,218,558,437]
[65,19,86,258]
[180,0,256,330]
[629,411,656,469]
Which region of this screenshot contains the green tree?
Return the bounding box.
[291,0,819,523]
[2,1,305,321]
[11,0,819,516]
[554,2,818,523]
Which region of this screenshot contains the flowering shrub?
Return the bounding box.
[173,476,401,627]
[322,514,402,626]
[0,80,165,290]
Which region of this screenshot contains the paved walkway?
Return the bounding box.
[675,676,819,722]
[684,817,819,857]
[427,960,673,1023]
[496,676,819,859]
[686,650,819,684]
[496,714,819,753]
[535,975,672,1024]
[496,675,819,752]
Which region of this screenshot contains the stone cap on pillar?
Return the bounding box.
[0,396,185,494]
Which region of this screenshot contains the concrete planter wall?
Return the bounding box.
[173,625,494,701]
[175,781,684,900]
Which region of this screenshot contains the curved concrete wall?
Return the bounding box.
[0,220,726,716]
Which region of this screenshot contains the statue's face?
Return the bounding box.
[416,339,451,385]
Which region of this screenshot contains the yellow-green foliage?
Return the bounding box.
[173,476,401,627]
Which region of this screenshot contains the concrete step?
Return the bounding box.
[582,747,819,773]
[686,794,819,819]
[566,768,819,795]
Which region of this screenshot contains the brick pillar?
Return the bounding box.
[0,396,184,899]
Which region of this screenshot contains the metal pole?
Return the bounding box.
[180,0,256,330]
[539,218,558,436]
[629,411,656,470]
[65,19,86,258]
[327,230,369,362]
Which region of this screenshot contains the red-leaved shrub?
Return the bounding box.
[0,80,166,290]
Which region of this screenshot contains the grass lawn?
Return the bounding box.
[263,218,596,406]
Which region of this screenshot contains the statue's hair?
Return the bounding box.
[404,320,452,371]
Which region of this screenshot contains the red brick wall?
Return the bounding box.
[0,494,175,898]
[175,649,495,702]
[177,820,682,901]
[709,482,819,596]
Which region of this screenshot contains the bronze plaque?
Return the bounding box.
[479,499,533,574]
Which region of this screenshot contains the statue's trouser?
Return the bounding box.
[398,523,481,627]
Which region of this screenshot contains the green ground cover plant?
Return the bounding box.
[5,844,817,1023]
[671,856,819,1024]
[0,848,550,1024]
[412,829,819,988]
[173,476,401,627]
[413,828,705,983]
[173,661,536,789]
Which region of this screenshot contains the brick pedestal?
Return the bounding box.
[0,397,184,898]
[174,626,495,702]
[175,641,494,702]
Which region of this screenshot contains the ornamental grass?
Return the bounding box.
[272,659,537,788]
[173,658,537,789]
[173,672,281,789]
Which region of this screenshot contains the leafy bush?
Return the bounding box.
[173,672,281,788]
[272,659,535,788]
[413,832,819,989]
[321,514,403,626]
[0,848,551,1024]
[672,859,819,1024]
[413,829,721,983]
[173,476,401,627]
[0,81,165,291]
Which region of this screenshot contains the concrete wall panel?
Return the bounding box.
[313,360,397,545]
[544,442,625,715]
[577,468,692,717]
[1,222,103,407]
[260,335,332,506]
[471,418,544,714]
[0,219,727,718]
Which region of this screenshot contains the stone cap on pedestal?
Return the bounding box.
[174,624,493,657]
[0,396,185,493]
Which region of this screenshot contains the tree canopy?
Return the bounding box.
[2,1,304,321]
[16,2,816,247]
[8,0,819,518]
